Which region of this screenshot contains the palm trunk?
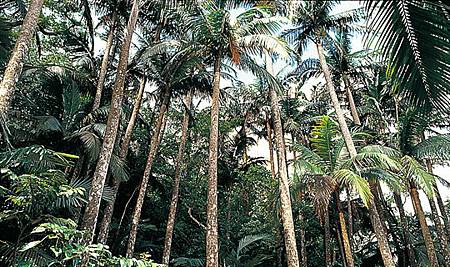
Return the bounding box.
[324,207,332,267]
[0,0,44,115]
[265,51,300,267]
[266,112,276,179]
[425,161,450,266]
[393,192,418,267]
[335,192,354,267]
[367,181,395,267]
[346,188,353,249]
[80,0,140,245]
[161,89,193,265]
[434,184,450,238]
[409,181,439,267]
[92,13,117,110]
[126,85,171,257]
[316,40,395,267]
[205,50,222,267]
[342,75,361,126]
[97,77,146,244]
[299,212,308,267]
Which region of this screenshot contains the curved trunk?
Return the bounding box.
[265,51,300,267]
[0,0,44,115]
[342,75,361,126]
[409,182,439,267]
[393,192,418,267]
[161,89,193,265]
[92,13,117,110]
[97,77,146,244]
[126,85,171,257]
[316,40,395,266]
[205,50,222,267]
[80,0,140,245]
[335,193,354,267]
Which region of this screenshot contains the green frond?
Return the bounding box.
[412,134,450,161]
[332,169,372,206]
[400,155,436,196]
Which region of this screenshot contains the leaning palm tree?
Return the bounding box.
[189,2,295,266]
[79,0,140,245]
[284,2,395,266]
[0,0,44,115]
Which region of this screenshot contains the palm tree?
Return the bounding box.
[190,2,293,265]
[96,76,147,244]
[161,88,193,264]
[0,0,44,115]
[80,0,140,245]
[284,2,395,266]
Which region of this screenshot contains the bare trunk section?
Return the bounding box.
[126,85,171,257]
[299,212,308,267]
[335,193,354,267]
[434,184,450,239]
[342,75,360,126]
[92,13,117,111]
[80,0,140,245]
[265,51,300,267]
[425,161,450,266]
[161,89,193,265]
[97,77,146,244]
[0,0,44,115]
[324,207,332,267]
[266,112,276,179]
[393,192,418,267]
[346,188,353,249]
[409,182,439,267]
[368,181,395,267]
[205,50,222,267]
[316,40,395,267]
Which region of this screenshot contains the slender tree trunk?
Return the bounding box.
[162,89,193,265]
[335,192,354,267]
[0,0,44,115]
[80,0,140,245]
[393,192,418,267]
[434,183,450,239]
[126,85,171,257]
[266,112,276,179]
[265,51,300,267]
[316,40,395,267]
[92,13,117,110]
[346,188,353,249]
[205,50,222,267]
[97,77,146,244]
[367,181,395,267]
[409,181,439,267]
[324,207,332,267]
[299,212,308,267]
[342,75,360,126]
[425,161,450,266]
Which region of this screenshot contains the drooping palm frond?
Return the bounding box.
[400,155,436,196]
[332,169,372,206]
[412,134,450,161]
[365,0,450,110]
